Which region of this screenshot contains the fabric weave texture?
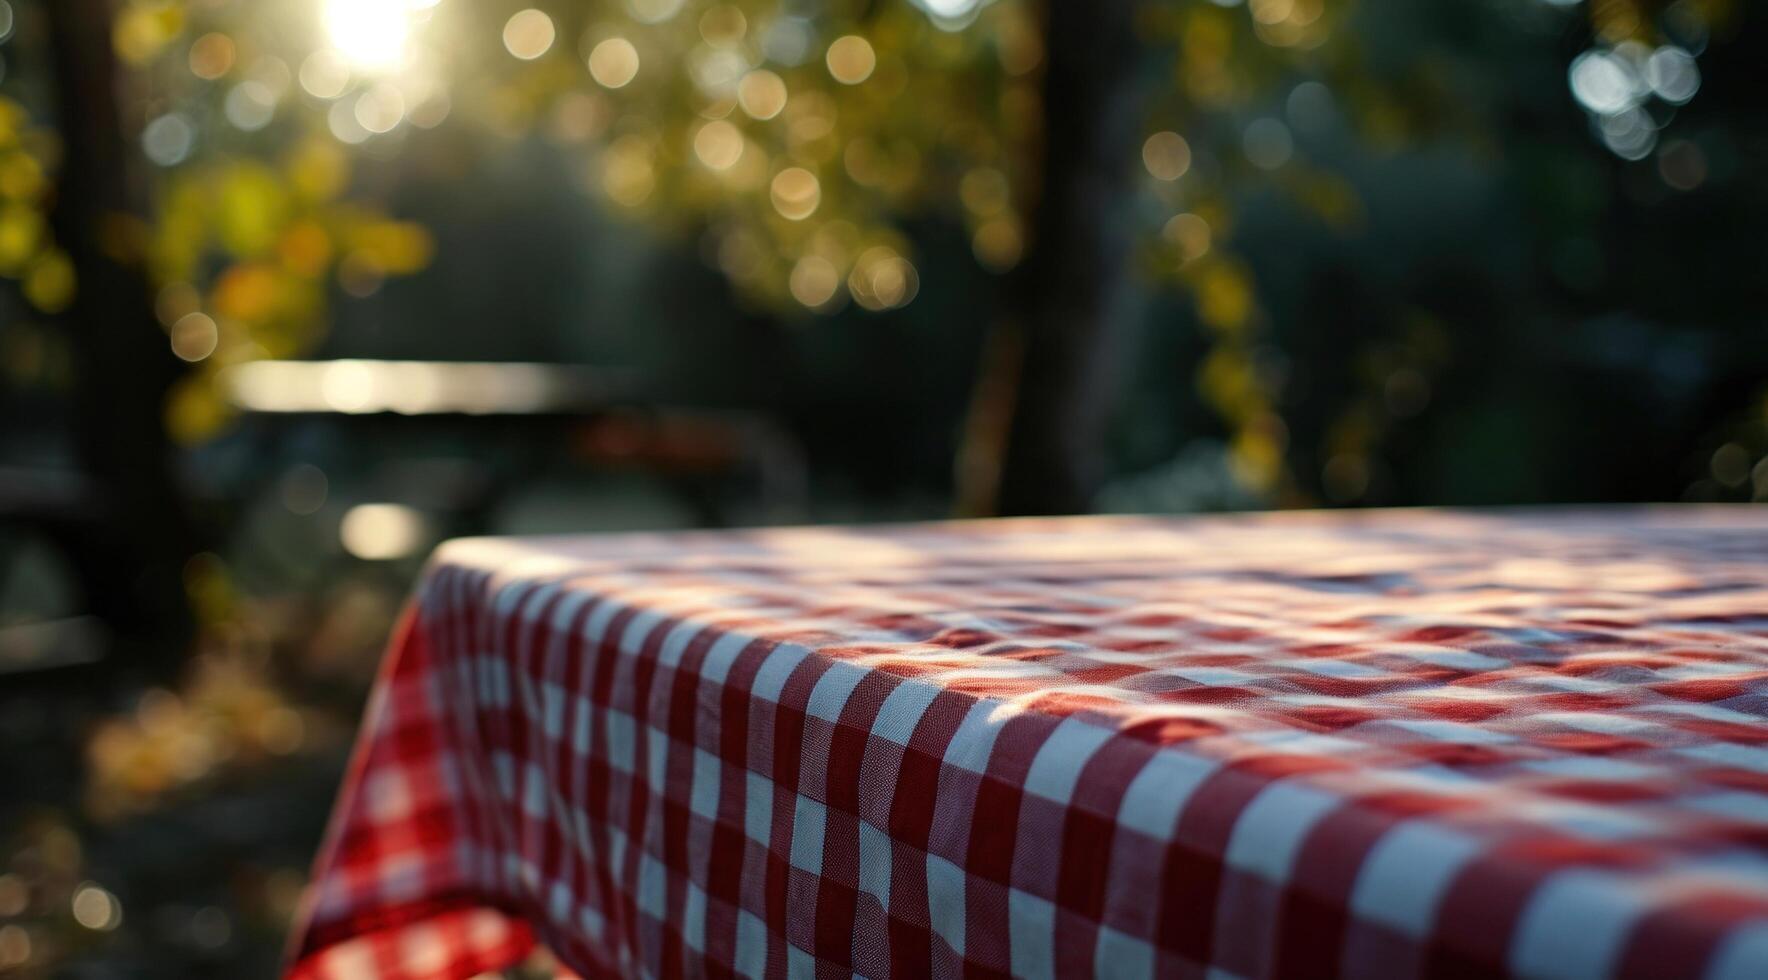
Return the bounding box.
[288,509,1768,979]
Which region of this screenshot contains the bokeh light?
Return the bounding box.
[972,218,1024,271]
[737,70,787,120]
[280,464,329,516]
[328,99,369,144]
[826,36,876,85]
[1162,213,1211,262]
[188,33,235,80]
[321,0,412,72]
[0,925,28,969]
[503,9,557,61]
[1712,444,1752,487]
[602,134,656,205]
[70,884,121,932]
[693,120,744,170]
[588,37,641,89]
[1569,48,1639,114]
[1658,139,1707,191]
[627,0,686,26]
[1142,131,1192,181]
[339,504,427,560]
[353,82,406,135]
[1645,47,1700,104]
[789,255,840,308]
[699,5,748,48]
[299,49,351,99]
[141,113,194,166]
[849,245,917,311]
[224,81,277,131]
[169,312,219,363]
[769,167,820,220]
[913,0,985,28]
[1242,118,1293,170]
[1567,41,1703,160]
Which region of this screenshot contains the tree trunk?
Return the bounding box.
[45,0,195,683]
[960,0,1148,517]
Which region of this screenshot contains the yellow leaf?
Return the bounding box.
[113,4,184,68]
[0,98,21,146]
[351,221,433,275]
[1194,260,1254,333]
[0,151,44,200]
[23,248,75,313]
[216,163,289,258]
[166,374,232,445]
[1198,346,1256,420]
[1229,420,1287,491]
[288,140,348,203]
[211,262,280,322]
[0,203,43,273]
[151,177,209,282]
[277,221,332,278]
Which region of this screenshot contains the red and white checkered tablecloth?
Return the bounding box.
[287,508,1768,980]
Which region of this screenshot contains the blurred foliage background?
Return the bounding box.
[0,0,1764,975]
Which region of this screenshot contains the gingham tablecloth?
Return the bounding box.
[288,509,1768,980]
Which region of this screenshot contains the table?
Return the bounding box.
[287,509,1768,979]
